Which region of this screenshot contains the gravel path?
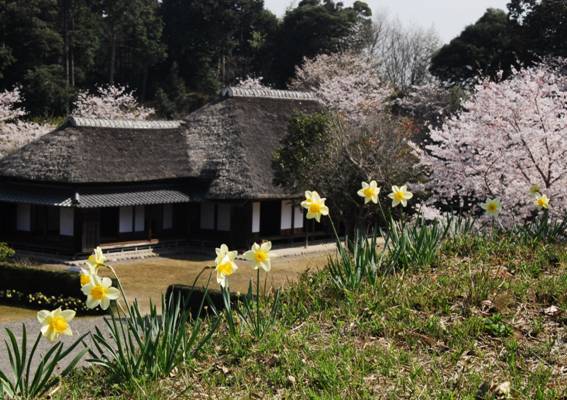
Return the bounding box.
[0,248,335,376]
[0,315,105,374]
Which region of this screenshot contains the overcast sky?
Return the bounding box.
[263,0,510,43]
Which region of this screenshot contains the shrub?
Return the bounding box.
[0,263,83,298]
[0,289,101,314]
[0,243,14,262]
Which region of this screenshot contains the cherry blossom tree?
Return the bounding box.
[233,76,270,90]
[0,88,52,158]
[290,52,391,124]
[73,85,155,120]
[421,61,567,225]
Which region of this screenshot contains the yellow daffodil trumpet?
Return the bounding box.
[37,308,76,342]
[534,194,550,209]
[80,262,98,287]
[88,246,106,269]
[301,191,329,222]
[215,244,238,288]
[82,275,120,310]
[244,241,272,272]
[481,198,502,217]
[388,185,413,208]
[357,180,380,204]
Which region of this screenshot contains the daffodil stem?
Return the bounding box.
[377,201,389,229]
[104,264,129,316]
[328,216,341,246]
[256,268,260,336]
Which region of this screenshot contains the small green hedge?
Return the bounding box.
[0,262,105,315]
[0,262,83,297]
[0,242,15,261]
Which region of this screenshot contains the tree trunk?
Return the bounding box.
[61,0,70,112]
[109,23,116,84]
[141,63,148,100]
[69,0,75,87]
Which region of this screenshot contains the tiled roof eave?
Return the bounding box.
[0,184,195,208]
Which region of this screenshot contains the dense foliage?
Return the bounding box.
[0,0,370,118]
[431,0,567,83]
[274,112,422,230]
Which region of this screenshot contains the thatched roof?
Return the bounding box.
[0,117,204,184]
[0,89,323,200]
[184,88,322,200]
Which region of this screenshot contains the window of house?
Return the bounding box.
[119,206,133,233]
[119,206,145,233]
[217,204,231,231]
[163,204,174,230]
[294,205,304,229]
[200,202,215,230]
[59,208,74,236]
[280,200,293,230]
[134,206,145,232]
[16,204,31,232]
[252,202,261,233]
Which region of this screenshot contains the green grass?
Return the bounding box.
[55,235,567,399]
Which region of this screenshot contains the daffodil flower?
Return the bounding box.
[300,191,329,222]
[534,194,550,209]
[388,185,413,207]
[37,308,75,342]
[215,243,238,265]
[88,246,106,269]
[82,275,120,310]
[529,184,541,197]
[244,241,272,272]
[80,262,98,287]
[481,198,502,217]
[357,180,380,204]
[215,249,238,288]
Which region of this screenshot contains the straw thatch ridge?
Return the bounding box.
[222,87,319,101]
[184,96,322,200]
[0,120,202,184]
[69,117,182,130]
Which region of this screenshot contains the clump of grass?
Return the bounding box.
[53,235,567,399]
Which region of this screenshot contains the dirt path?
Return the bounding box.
[0,251,331,375]
[0,305,37,323]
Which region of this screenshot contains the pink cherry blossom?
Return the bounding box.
[73,85,155,120]
[290,52,391,125]
[421,61,567,225]
[0,88,52,158]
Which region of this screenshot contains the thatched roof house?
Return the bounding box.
[185,88,320,200]
[0,89,323,255]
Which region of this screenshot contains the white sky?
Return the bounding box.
[263,0,510,43]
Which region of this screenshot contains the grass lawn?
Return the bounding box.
[54,235,567,399]
[110,252,330,314]
[0,305,36,323]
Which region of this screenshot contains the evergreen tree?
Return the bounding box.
[161,0,278,97]
[97,0,166,98]
[430,9,517,83]
[268,0,372,86]
[508,0,567,61]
